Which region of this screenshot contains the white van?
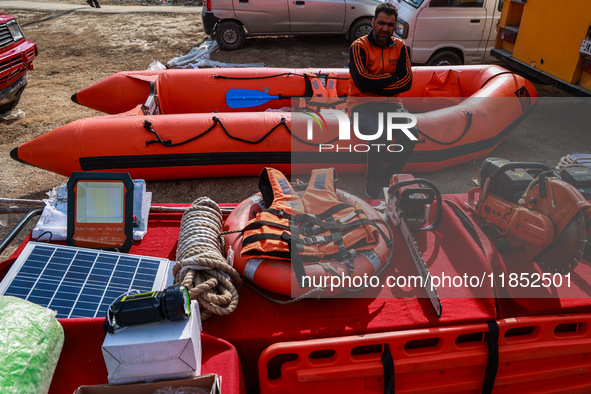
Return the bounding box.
[391,0,505,65]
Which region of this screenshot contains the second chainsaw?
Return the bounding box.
[467,158,590,275]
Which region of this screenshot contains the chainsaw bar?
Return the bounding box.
[386,177,443,318]
[398,217,443,317]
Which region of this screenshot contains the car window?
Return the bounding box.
[429,0,484,7]
[401,0,426,9]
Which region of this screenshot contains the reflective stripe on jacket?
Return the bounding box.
[306,72,338,99]
[304,72,340,108]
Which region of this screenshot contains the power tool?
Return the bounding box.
[467,158,590,274]
[555,153,591,261]
[385,174,443,317]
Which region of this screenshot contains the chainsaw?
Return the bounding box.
[385,174,443,317]
[555,153,591,261]
[467,158,591,274]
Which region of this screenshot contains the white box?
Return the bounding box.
[102,301,202,384]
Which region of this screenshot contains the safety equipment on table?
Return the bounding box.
[241,168,389,286]
[467,157,590,274]
[222,167,392,297]
[555,153,591,261]
[385,174,443,317]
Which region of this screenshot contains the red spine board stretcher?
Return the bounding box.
[258,313,591,393]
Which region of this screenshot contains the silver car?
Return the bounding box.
[202,0,384,50]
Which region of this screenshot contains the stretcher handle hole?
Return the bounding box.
[266,353,299,380]
[350,343,383,359]
[308,349,337,363]
[503,325,537,341]
[455,331,487,347]
[404,337,440,354]
[554,322,586,337]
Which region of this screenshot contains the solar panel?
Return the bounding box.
[0,242,170,319]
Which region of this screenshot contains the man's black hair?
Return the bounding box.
[374,2,398,19]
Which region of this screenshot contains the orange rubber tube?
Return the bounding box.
[222,190,391,297]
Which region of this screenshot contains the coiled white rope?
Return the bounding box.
[556,153,591,174]
[173,197,242,320]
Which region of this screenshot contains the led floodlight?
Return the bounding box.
[67,172,134,252]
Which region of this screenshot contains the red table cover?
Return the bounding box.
[2,196,591,392]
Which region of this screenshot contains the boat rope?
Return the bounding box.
[479,71,514,90]
[213,72,349,80]
[173,197,242,320]
[415,110,473,145]
[244,282,325,304]
[143,117,339,148]
[143,109,472,149]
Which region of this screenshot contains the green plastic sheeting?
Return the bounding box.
[0,296,64,394]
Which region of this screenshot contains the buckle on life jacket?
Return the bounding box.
[302,235,328,245]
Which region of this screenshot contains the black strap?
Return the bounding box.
[483,321,499,394]
[266,208,295,221]
[415,111,473,146]
[285,229,308,288]
[295,215,392,250]
[318,262,341,278]
[382,344,395,394]
[329,231,353,272]
[444,200,484,252]
[241,233,291,261]
[316,203,357,219]
[300,224,365,241]
[242,232,285,246]
[242,220,290,233]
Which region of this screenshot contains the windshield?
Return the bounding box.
[401,0,426,8]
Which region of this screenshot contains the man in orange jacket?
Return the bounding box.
[349,2,416,198]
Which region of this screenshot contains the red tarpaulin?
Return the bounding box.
[1,195,590,392]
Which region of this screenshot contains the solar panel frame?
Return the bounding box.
[0,242,170,319]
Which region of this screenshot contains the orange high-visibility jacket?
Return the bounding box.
[348,31,412,98]
[240,168,381,264]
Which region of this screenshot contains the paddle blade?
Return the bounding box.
[226,89,278,109]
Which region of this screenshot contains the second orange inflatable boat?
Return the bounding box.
[11,65,538,180]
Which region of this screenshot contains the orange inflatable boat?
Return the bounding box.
[11,66,538,180]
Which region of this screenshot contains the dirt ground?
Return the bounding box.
[0,5,589,262]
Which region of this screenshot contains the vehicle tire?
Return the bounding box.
[0,99,19,116]
[215,21,246,51]
[426,50,463,66]
[349,18,372,42]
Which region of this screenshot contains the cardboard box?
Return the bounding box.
[102,301,202,384]
[75,374,220,394]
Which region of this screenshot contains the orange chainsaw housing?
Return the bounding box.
[468,177,590,262]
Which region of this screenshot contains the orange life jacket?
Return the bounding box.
[306,72,338,98]
[304,72,341,108]
[241,168,383,268]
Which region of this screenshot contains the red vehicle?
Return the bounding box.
[0,14,37,114]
